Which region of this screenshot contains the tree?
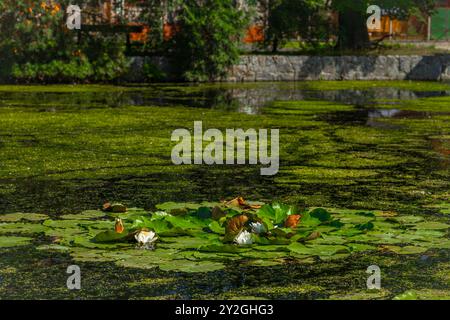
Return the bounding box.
[127,0,165,52]
[0,0,129,83]
[260,0,329,52]
[332,0,436,50]
[168,0,251,82]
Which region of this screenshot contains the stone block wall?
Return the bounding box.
[126,54,450,82]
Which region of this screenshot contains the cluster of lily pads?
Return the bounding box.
[0,198,449,273]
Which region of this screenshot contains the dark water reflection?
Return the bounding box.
[1,83,449,114]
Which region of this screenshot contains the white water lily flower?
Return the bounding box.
[135,230,158,246]
[234,230,253,245]
[249,222,266,234]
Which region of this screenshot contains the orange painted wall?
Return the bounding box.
[129,24,264,43]
[244,25,264,43]
[368,15,427,39]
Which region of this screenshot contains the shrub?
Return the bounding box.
[168,0,251,82]
[0,0,128,83]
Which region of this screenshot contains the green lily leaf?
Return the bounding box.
[300,208,331,227]
[155,202,199,215]
[93,230,133,243]
[384,245,428,255]
[131,216,171,233]
[164,214,208,230]
[0,236,33,248]
[198,244,243,253]
[208,220,225,234]
[355,221,375,231]
[414,222,450,230]
[0,213,49,222]
[257,203,296,225]
[195,207,212,219]
[0,223,48,235]
[60,210,105,220]
[288,242,349,256]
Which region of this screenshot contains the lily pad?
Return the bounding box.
[239,250,288,259]
[0,223,48,235]
[243,259,284,267]
[32,201,450,273]
[159,236,217,250]
[0,213,49,222]
[198,244,244,253]
[36,244,71,252]
[92,230,133,243]
[414,222,450,230]
[155,202,200,214]
[0,236,33,247]
[70,248,118,262]
[347,243,377,252]
[43,219,94,229]
[383,245,428,255]
[288,242,349,256]
[158,260,225,273]
[60,210,105,220]
[394,215,424,224]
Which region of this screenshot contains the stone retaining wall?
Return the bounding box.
[227,55,450,82]
[127,54,450,82]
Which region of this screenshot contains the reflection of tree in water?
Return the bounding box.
[188,85,450,115]
[2,85,447,114]
[0,90,130,110]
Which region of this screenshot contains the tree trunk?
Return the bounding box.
[272,37,279,53]
[336,7,370,50]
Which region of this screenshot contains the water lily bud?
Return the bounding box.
[115,218,124,234]
[285,215,301,228]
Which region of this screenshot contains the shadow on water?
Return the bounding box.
[0,166,283,216]
[323,108,450,129]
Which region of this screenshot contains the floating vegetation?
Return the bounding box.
[0,82,449,298]
[394,289,450,300]
[1,198,449,273]
[0,236,33,248]
[0,213,49,222]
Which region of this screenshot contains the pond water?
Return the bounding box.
[0,81,449,299]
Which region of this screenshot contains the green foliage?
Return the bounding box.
[331,0,436,49]
[143,61,167,81]
[300,208,332,226]
[0,236,33,248]
[93,200,450,260]
[0,0,128,83]
[1,200,450,273]
[258,0,437,51]
[331,0,436,18]
[257,203,298,225]
[132,0,165,51]
[169,0,250,81]
[260,0,330,52]
[93,230,131,243]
